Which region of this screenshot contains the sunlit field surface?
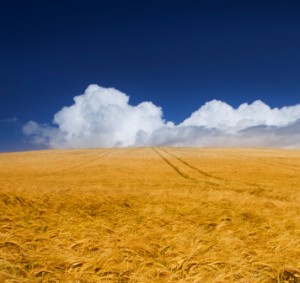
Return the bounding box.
[1,148,300,282]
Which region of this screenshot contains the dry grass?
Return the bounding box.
[0,147,300,282]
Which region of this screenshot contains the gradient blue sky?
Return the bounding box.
[1,0,300,151]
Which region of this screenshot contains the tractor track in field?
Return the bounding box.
[37,150,112,177]
[159,148,225,181]
[64,150,112,171]
[222,152,300,172]
[55,147,138,173]
[152,148,193,180]
[154,148,268,191]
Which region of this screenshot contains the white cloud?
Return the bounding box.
[23,84,300,148]
[23,85,166,148]
[1,117,18,123]
[180,100,300,130]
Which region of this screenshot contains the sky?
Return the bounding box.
[1,0,300,151]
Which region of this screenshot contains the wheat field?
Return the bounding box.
[0,147,300,283]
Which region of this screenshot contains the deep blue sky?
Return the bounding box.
[1,0,300,151]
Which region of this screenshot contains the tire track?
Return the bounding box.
[65,150,112,171]
[152,148,194,181]
[222,152,300,172]
[37,150,112,177]
[159,148,265,190]
[159,148,225,181]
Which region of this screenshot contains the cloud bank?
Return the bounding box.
[23,84,300,148]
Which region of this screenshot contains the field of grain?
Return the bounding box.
[1,147,300,282]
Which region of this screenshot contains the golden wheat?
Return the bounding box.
[0,147,300,282]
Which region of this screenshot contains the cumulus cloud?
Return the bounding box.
[23,85,168,148]
[23,84,300,148]
[180,100,300,130]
